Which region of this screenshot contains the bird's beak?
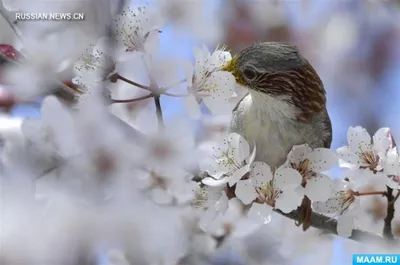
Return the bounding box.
[221,56,240,83]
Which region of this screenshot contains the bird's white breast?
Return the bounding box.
[230,91,301,169]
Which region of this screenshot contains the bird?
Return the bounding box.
[222,42,332,231]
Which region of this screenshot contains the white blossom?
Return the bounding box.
[198,189,229,232]
[4,32,80,100]
[383,147,400,189]
[113,6,164,59]
[72,37,116,90]
[137,167,199,205]
[21,95,79,158]
[200,198,261,238]
[313,180,361,237]
[284,144,337,202]
[200,133,255,187]
[183,45,236,118]
[336,126,392,174]
[243,163,303,223]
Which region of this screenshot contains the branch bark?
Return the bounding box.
[274,208,393,246]
[383,187,395,240]
[111,93,153,103]
[154,95,165,129]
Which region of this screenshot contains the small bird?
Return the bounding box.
[222,42,332,230]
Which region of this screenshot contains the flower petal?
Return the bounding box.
[235,179,258,204]
[183,60,194,88]
[210,50,232,69]
[203,97,233,115]
[151,188,173,204]
[275,191,303,213]
[287,144,312,165]
[245,141,257,165]
[386,176,400,190]
[228,133,250,164]
[202,177,229,187]
[337,213,354,238]
[373,127,392,153]
[347,126,371,152]
[232,218,263,238]
[304,173,333,201]
[307,148,338,172]
[215,191,229,213]
[183,95,202,119]
[247,202,272,224]
[336,146,361,166]
[250,161,273,187]
[228,165,250,187]
[312,197,342,214]
[383,148,399,175]
[273,167,302,190]
[199,207,219,232]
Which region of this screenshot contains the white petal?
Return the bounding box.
[203,97,233,115]
[386,176,400,190]
[307,148,338,172]
[21,119,43,143]
[304,173,333,201]
[384,148,399,175]
[373,127,392,153]
[199,207,219,232]
[273,167,302,190]
[312,197,342,214]
[183,95,202,119]
[275,191,303,213]
[144,30,161,55]
[227,133,250,164]
[247,202,272,225]
[336,146,362,166]
[183,60,194,88]
[337,213,354,238]
[347,126,371,152]
[250,161,273,187]
[203,71,235,99]
[210,50,232,69]
[235,179,258,205]
[228,165,250,187]
[287,144,312,164]
[202,177,229,187]
[231,218,262,238]
[151,188,173,204]
[245,142,257,165]
[215,191,229,213]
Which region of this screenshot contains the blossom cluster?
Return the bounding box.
[199,126,399,238]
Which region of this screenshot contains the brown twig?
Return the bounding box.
[354,191,387,196]
[161,91,189,97]
[383,187,395,240]
[154,95,165,129]
[274,209,391,246]
[116,74,152,91]
[110,93,153,103]
[390,191,400,205]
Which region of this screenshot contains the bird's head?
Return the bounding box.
[221,42,327,122]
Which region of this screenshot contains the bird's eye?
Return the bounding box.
[243,68,257,80]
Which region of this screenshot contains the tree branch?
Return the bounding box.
[383,186,395,240]
[153,95,165,129]
[111,93,153,103]
[274,209,392,246]
[115,73,152,91]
